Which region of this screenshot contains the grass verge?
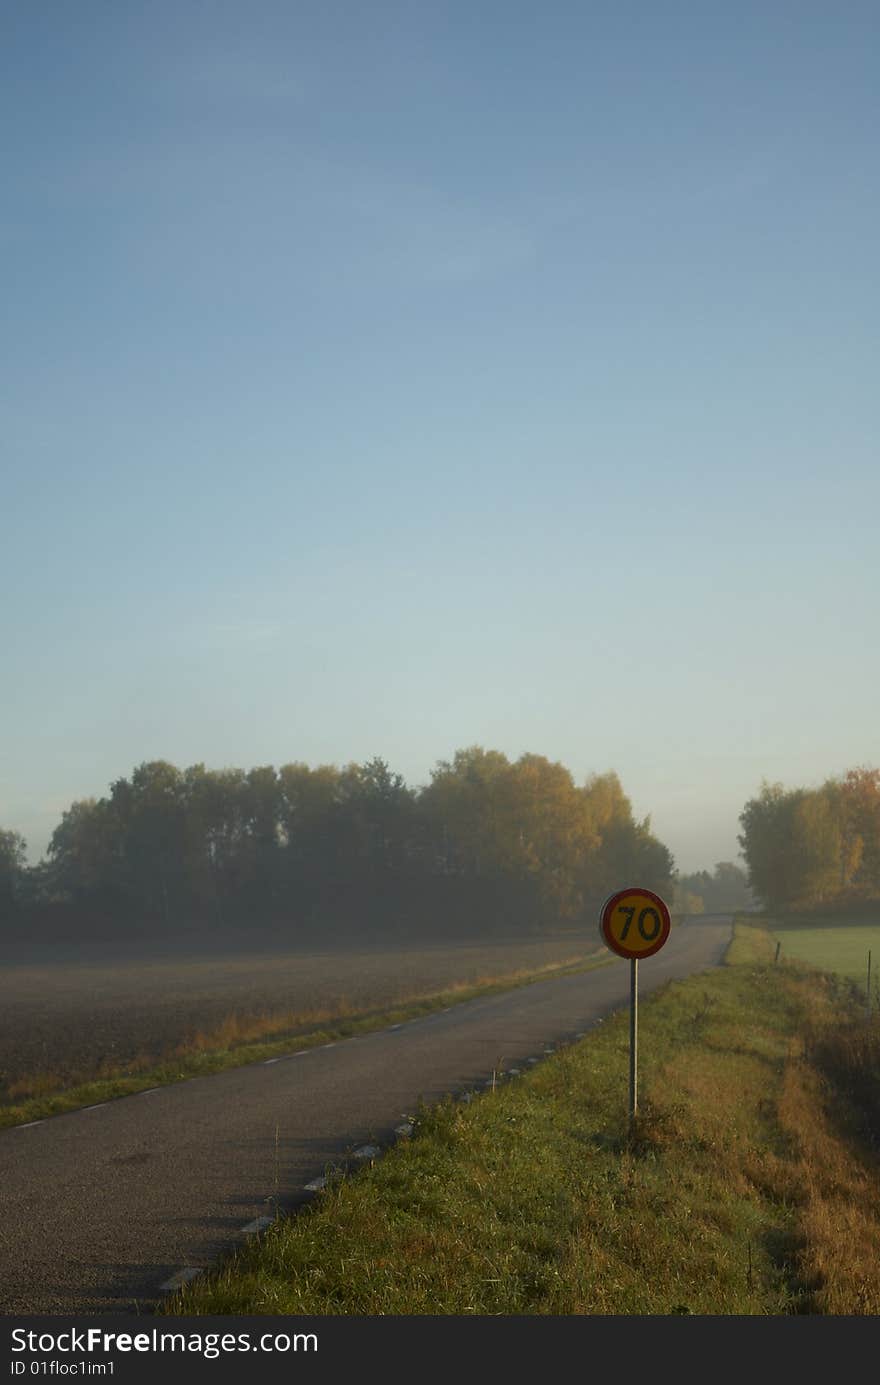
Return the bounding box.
[164,921,880,1315]
[0,951,611,1130]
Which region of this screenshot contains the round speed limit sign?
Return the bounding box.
[600,886,671,960]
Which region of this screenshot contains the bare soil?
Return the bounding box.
[0,929,598,1094]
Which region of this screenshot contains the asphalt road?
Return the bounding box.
[1,916,732,1315]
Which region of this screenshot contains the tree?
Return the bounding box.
[338,757,415,876]
[709,861,752,910]
[0,828,27,915]
[578,773,673,906]
[48,799,120,907]
[791,793,840,904]
[738,782,801,910]
[739,781,843,910]
[838,767,880,895]
[111,761,189,924]
[278,761,341,883]
[675,862,752,913]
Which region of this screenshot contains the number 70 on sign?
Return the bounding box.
[600,887,671,959]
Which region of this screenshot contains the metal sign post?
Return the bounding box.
[599,886,671,1130]
[629,957,638,1119]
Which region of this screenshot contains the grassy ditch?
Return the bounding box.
[165,922,880,1315]
[0,952,611,1130]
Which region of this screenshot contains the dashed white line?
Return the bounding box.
[159,1267,203,1293]
[240,1216,274,1236]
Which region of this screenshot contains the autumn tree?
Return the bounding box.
[31,749,676,938]
[838,767,880,895]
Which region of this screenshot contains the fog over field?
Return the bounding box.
[0,930,597,1096]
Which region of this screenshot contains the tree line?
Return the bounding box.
[672,861,752,916]
[0,748,676,939]
[738,766,880,913]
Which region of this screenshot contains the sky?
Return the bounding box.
[2,2,878,875]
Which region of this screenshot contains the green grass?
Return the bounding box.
[165,920,880,1316]
[0,951,613,1130]
[759,913,880,997]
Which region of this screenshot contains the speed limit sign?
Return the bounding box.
[598,885,671,1123]
[600,886,671,960]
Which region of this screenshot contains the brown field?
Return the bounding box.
[0,929,598,1098]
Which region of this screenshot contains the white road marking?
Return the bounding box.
[262,1059,280,1065]
[319,1043,336,1050]
[159,1267,203,1293]
[241,1216,274,1236]
[303,1177,326,1192]
[388,1024,402,1031]
[352,1144,380,1160]
[139,1088,161,1096]
[81,1103,107,1111]
[526,1058,539,1064]
[17,1120,44,1129]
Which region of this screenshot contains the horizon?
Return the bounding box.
[4,3,878,879]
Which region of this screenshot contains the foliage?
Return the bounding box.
[674,861,752,915]
[0,828,27,915]
[4,749,675,939]
[738,766,880,913]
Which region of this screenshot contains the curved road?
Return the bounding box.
[1,916,731,1314]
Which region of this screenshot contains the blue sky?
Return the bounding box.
[3,2,878,874]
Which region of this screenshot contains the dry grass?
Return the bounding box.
[776,1055,880,1313]
[0,931,597,1099]
[1,950,605,1119]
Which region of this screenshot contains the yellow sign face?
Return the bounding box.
[600,887,671,960]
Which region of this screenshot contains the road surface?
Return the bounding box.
[0,915,731,1314]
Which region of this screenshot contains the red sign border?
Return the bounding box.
[600,886,671,960]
